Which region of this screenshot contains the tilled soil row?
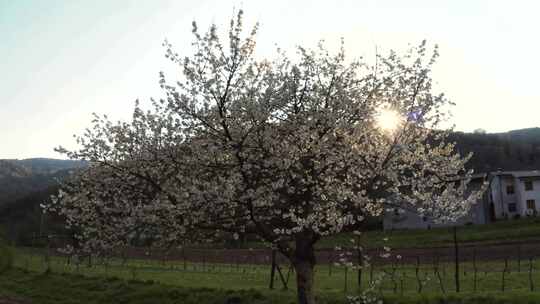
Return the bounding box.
[116,239,540,266]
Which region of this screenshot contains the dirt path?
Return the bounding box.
[0,297,30,304]
[30,239,540,268]
[113,239,540,265]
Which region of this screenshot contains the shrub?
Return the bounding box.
[0,233,14,273]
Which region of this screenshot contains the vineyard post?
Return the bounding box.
[121,248,127,267]
[269,249,277,289]
[433,252,439,275]
[434,254,446,294]
[212,251,216,272]
[344,266,348,293]
[356,235,363,290]
[415,256,422,293]
[518,245,522,273]
[45,235,51,273]
[87,253,92,268]
[453,226,460,293]
[104,258,109,277]
[369,262,374,284]
[182,246,187,271]
[202,252,206,272]
[502,257,508,292]
[391,261,398,294]
[400,275,404,296]
[162,250,167,267]
[442,257,446,278]
[473,248,478,293]
[328,251,333,276]
[529,257,534,291]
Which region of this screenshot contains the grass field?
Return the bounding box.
[12,249,540,296]
[318,218,540,249]
[5,266,540,304]
[6,219,540,303]
[227,218,540,251]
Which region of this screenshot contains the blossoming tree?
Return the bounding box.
[46,11,484,304]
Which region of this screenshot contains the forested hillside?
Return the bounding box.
[0,158,85,206]
[452,128,540,172]
[0,158,85,242]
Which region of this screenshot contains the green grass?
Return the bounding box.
[0,268,304,304]
[12,250,540,296]
[8,218,540,303]
[0,235,13,273]
[5,267,540,304]
[316,218,540,249]
[233,218,540,250]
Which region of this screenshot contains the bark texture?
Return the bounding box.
[294,237,317,304]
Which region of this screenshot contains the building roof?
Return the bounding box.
[491,170,540,178]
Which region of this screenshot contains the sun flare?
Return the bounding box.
[376,108,403,132]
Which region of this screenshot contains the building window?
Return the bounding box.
[525,181,534,191]
[527,200,536,211]
[506,185,515,194]
[508,203,517,212]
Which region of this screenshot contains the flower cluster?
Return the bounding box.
[44,10,485,304]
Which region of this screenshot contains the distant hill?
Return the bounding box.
[0,185,61,244]
[0,158,85,207]
[0,160,32,179]
[3,158,86,175]
[0,158,85,243]
[451,128,540,172]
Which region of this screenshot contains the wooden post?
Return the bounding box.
[182,246,187,271]
[344,266,348,293]
[45,235,51,273]
[473,248,478,293]
[436,267,446,294]
[275,263,289,290]
[453,226,460,293]
[415,256,422,293]
[502,258,508,292]
[518,245,522,273]
[269,250,276,289]
[328,252,333,277]
[530,257,534,292]
[434,254,445,294]
[202,252,206,272]
[391,262,398,294]
[357,235,363,291]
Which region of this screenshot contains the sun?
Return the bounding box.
[376,108,403,132]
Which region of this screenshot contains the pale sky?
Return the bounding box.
[1,0,539,159]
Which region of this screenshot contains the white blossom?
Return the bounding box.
[44,10,485,304]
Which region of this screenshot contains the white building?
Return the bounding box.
[489,170,540,220]
[383,170,540,230]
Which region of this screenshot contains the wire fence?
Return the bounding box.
[15,233,540,295]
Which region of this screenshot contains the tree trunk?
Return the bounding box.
[293,237,317,304]
[294,259,316,304]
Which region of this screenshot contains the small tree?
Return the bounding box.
[46,11,484,304]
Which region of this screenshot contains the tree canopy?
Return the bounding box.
[46,11,484,304]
